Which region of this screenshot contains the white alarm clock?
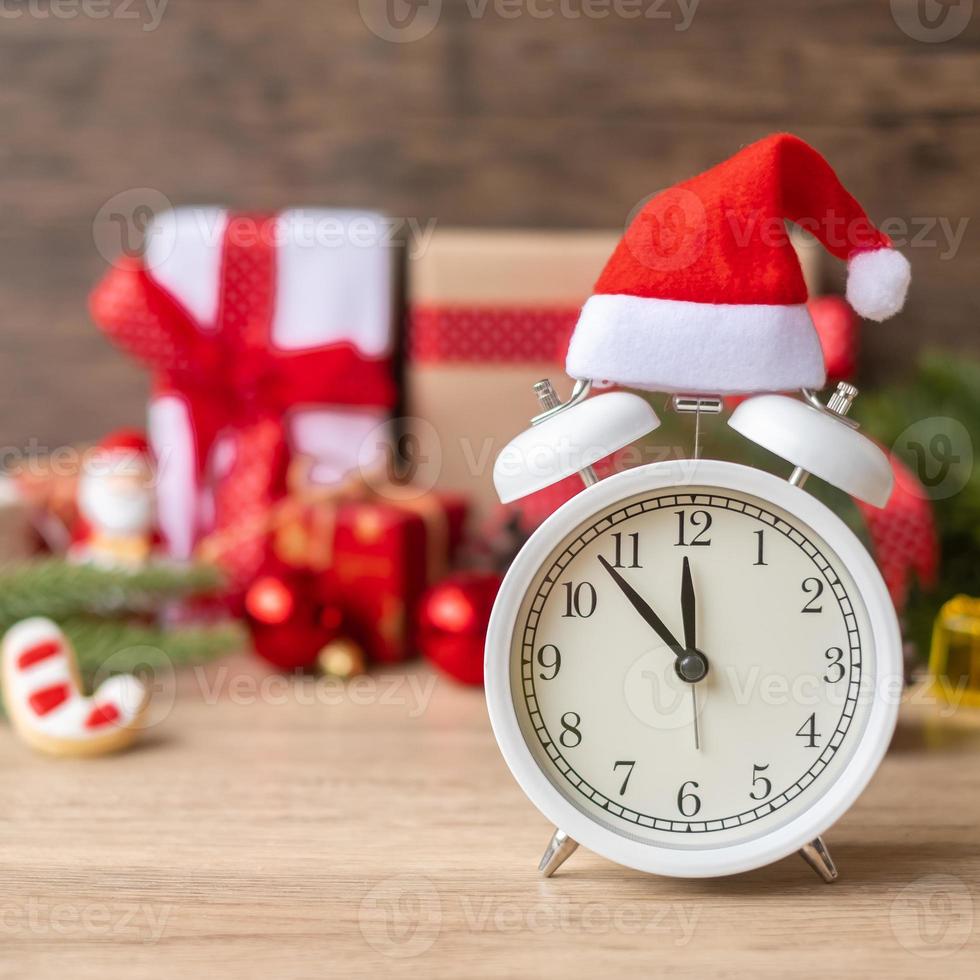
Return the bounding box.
[485,380,903,881]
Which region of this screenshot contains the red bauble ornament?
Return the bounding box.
[245,576,296,625]
[856,453,939,612]
[418,572,502,686]
[808,295,858,382]
[244,570,344,671]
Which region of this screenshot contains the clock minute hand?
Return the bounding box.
[597,555,683,656]
[680,555,702,752]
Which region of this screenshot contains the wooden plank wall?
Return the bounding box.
[0,0,976,448]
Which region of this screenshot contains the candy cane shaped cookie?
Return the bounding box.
[2,618,148,757]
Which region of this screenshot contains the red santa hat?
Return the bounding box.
[566,133,911,394]
[86,429,152,475]
[96,429,150,456]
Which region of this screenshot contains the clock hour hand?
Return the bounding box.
[597,555,684,656]
[676,557,709,684]
[681,556,696,651]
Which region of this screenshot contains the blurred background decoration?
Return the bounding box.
[0,0,977,448]
[856,352,980,653]
[0,1,976,690]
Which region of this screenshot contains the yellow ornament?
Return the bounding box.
[318,638,367,680]
[276,521,310,566]
[928,595,980,708]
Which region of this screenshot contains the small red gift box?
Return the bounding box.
[273,485,468,663]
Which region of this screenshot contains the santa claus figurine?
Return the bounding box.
[70,429,157,569]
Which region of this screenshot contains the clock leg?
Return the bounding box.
[538,828,579,877]
[799,836,839,883]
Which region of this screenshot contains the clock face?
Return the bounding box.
[509,484,877,849]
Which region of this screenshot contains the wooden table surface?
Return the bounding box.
[1,656,977,979]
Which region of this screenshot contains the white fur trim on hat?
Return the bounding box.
[846,248,910,322]
[566,294,827,395]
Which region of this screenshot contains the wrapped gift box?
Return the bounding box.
[406,230,620,520]
[273,486,468,663]
[8,453,85,555]
[0,476,33,561]
[89,208,401,588]
[406,228,822,521]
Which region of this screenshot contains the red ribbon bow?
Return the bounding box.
[89,213,396,586]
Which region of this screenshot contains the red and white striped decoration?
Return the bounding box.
[1,618,147,757]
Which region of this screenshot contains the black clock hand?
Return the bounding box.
[597,555,684,656]
[680,556,702,750]
[681,556,696,652]
[675,557,709,680]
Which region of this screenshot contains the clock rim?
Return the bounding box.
[484,458,902,878]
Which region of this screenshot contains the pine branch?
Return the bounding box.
[0,559,227,631]
[855,349,980,655]
[58,616,246,682]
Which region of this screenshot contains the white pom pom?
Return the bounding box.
[846,248,911,322]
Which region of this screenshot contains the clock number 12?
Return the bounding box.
[675,510,712,547]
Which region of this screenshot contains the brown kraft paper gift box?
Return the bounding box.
[406,229,620,521]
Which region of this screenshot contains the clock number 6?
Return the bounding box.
[559,712,582,748]
[677,780,701,817]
